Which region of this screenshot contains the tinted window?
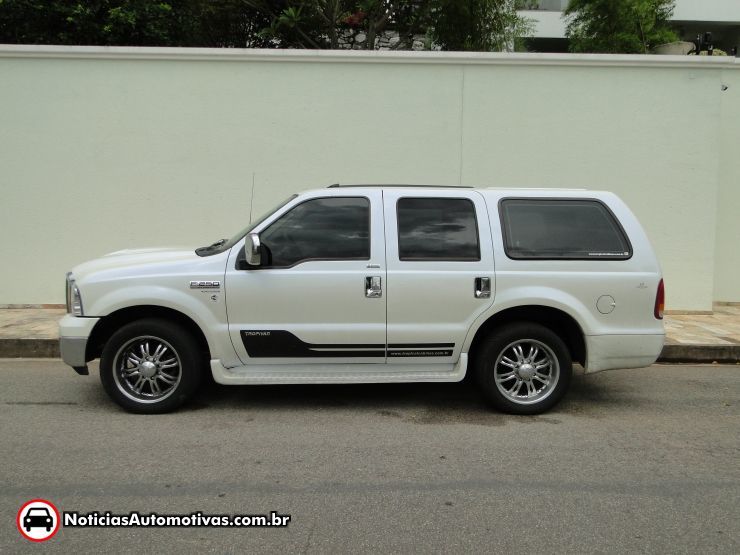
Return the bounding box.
[397,198,480,261]
[260,197,370,267]
[500,199,631,260]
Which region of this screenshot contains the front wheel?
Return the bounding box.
[100,319,204,414]
[475,322,572,414]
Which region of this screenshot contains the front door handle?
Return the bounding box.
[475,277,491,299]
[365,276,382,298]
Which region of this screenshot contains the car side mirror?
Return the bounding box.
[246,233,261,267]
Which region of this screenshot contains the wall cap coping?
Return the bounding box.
[1,44,739,69]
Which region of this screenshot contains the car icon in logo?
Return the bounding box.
[17,499,60,542]
[24,507,53,532]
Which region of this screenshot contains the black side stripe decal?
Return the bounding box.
[388,343,454,348]
[241,330,384,358]
[240,330,454,358]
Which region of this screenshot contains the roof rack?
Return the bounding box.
[327,184,474,188]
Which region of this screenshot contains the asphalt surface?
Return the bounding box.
[1,360,738,554]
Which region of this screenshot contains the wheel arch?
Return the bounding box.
[85,305,211,362]
[467,305,586,368]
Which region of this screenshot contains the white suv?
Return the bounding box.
[59,185,665,414]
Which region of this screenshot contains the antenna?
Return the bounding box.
[248,172,256,223]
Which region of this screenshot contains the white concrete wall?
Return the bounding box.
[715,67,740,303]
[0,47,738,310]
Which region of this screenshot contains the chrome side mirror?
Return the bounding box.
[246,233,261,266]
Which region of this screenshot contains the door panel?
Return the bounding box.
[383,190,495,363]
[225,191,386,365]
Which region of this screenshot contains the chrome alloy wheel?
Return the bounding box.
[112,336,182,404]
[493,339,560,405]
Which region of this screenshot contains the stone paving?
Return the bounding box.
[664,304,740,346]
[0,308,65,340]
[0,306,738,346]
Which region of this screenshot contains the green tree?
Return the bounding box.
[432,0,533,52]
[182,0,273,47]
[564,0,678,54]
[0,0,531,51]
[258,0,531,51]
[253,1,438,50]
[0,1,181,46]
[0,0,273,47]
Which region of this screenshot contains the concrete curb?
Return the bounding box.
[658,344,740,364]
[0,339,60,359]
[0,338,738,364]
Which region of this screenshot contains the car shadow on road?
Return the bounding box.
[180,367,640,425]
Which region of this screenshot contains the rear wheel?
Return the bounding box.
[100,318,204,413]
[475,322,572,414]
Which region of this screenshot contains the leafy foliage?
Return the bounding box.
[0,1,174,46]
[432,0,533,52]
[564,0,678,54]
[0,0,531,51]
[238,1,440,50]
[0,1,273,47]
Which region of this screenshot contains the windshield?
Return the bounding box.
[229,195,298,244]
[195,194,298,257]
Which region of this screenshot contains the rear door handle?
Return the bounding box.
[475,277,491,299]
[365,276,382,298]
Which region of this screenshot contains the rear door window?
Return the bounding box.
[397,198,480,261]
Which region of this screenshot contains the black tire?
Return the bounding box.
[475,322,572,415]
[100,318,204,414]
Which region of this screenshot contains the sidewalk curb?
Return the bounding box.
[0,339,60,358]
[658,344,740,364]
[1,338,738,364]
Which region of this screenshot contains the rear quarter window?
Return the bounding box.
[499,198,632,260]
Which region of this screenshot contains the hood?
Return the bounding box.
[104,246,192,257]
[72,246,200,283]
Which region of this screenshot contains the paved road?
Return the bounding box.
[1,360,738,554]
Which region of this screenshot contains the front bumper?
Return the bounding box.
[59,314,100,375]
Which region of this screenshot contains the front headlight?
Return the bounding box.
[65,272,84,316]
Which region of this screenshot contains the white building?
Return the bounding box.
[519,0,740,53]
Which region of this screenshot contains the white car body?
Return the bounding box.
[59,186,664,407]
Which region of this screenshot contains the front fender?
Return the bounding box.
[85,285,233,364]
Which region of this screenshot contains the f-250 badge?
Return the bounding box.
[189,280,220,289]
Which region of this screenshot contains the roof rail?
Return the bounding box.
[327,184,474,188]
